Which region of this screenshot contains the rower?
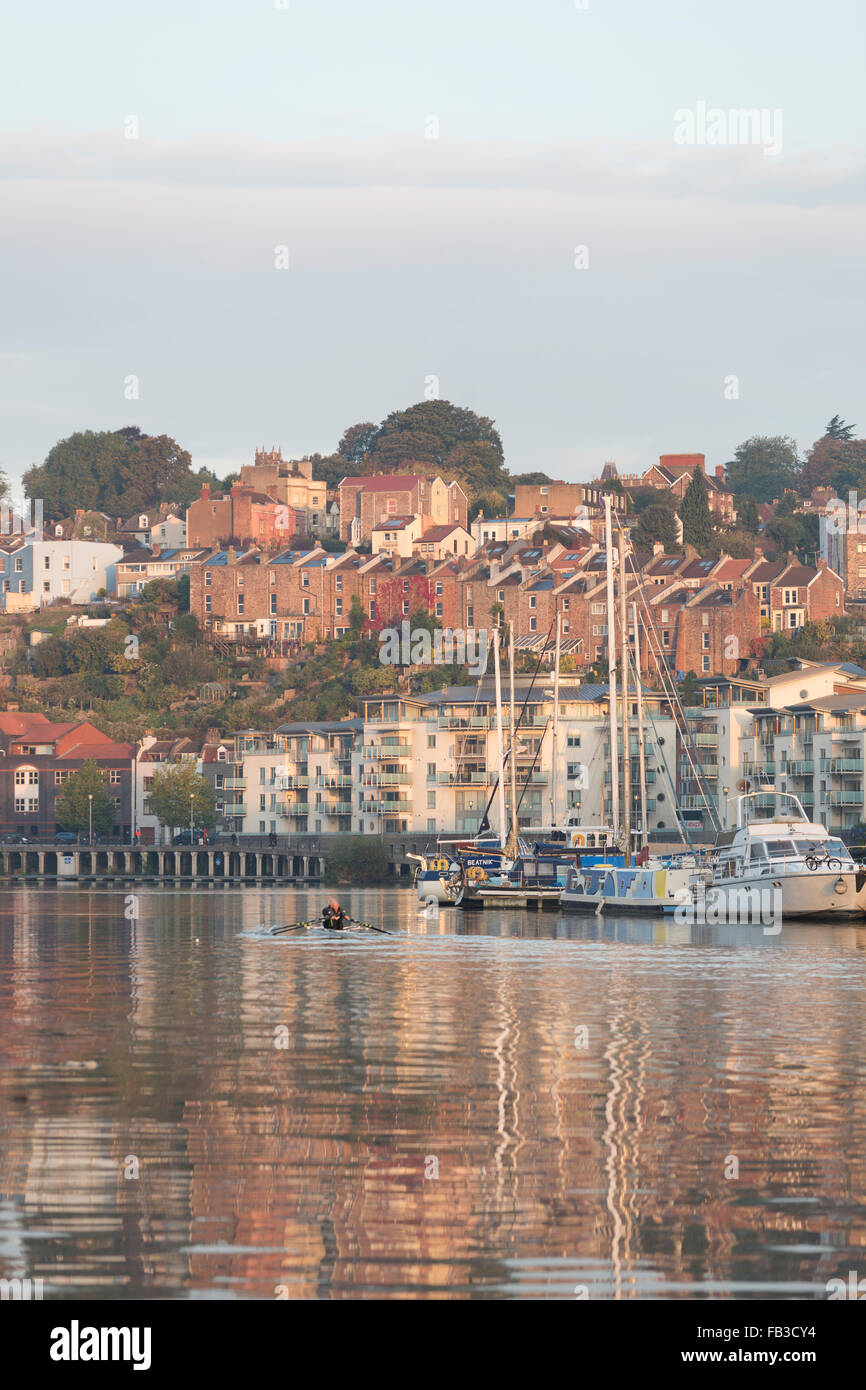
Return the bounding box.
[322,899,347,931]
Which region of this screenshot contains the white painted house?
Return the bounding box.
[0,539,124,610]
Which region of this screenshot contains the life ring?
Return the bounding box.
[466,867,488,882]
[572,834,585,847]
[434,858,450,872]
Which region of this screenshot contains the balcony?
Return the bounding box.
[438,716,493,730]
[315,774,353,788]
[287,803,310,816]
[438,770,491,785]
[829,758,863,775]
[326,802,353,816]
[786,760,814,775]
[360,743,411,758]
[361,771,412,786]
[225,805,247,818]
[827,791,861,806]
[223,777,246,790]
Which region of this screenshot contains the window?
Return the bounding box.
[302,572,309,587]
[427,791,436,808]
[563,598,570,611]
[14,557,22,573]
[702,655,710,672]
[427,735,436,748]
[427,762,436,779]
[335,575,342,591]
[567,735,581,747]
[205,595,212,612]
[529,616,537,631]
[205,572,211,586]
[237,596,244,615]
[498,590,505,602]
[303,598,310,614]
[435,602,443,618]
[43,554,51,569]
[783,589,797,605]
[661,608,669,622]
[402,601,409,616]
[662,630,671,647]
[435,582,443,596]
[702,632,710,650]
[109,770,120,784]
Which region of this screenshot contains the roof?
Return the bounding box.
[339,474,429,492]
[419,524,466,541]
[372,516,417,531]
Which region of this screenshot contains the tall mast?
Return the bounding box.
[507,628,519,858]
[604,495,620,835]
[549,611,562,828]
[493,628,507,847]
[632,601,649,850]
[618,526,632,865]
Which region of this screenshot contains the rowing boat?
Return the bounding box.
[269,919,392,937]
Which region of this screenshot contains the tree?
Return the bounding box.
[736,495,760,532]
[679,469,714,550]
[23,428,193,519]
[337,422,378,467]
[145,762,215,835]
[725,436,800,503]
[55,760,116,835]
[826,415,857,441]
[799,432,866,496]
[634,503,679,551]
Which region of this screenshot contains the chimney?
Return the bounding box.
[152,543,161,557]
[653,541,665,555]
[715,464,725,481]
[201,483,210,500]
[227,546,237,563]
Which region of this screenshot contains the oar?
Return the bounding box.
[269,918,393,937]
[348,919,393,936]
[269,921,313,935]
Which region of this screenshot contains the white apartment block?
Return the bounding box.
[0,539,124,610]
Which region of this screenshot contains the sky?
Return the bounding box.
[0,0,864,490]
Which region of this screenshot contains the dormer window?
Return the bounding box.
[139,514,148,528]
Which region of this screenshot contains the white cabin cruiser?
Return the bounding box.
[701,793,860,920]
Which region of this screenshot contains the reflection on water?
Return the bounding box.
[0,887,864,1299]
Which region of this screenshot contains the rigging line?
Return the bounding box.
[615,522,721,832]
[477,619,556,834]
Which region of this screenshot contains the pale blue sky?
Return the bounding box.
[0,0,864,487]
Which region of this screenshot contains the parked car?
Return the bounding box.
[1,832,28,844]
[172,829,207,845]
[54,831,79,844]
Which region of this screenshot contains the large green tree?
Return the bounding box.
[146,762,215,834]
[725,435,800,503]
[633,503,679,551]
[23,428,193,519]
[798,431,866,496]
[55,760,117,835]
[679,469,714,550]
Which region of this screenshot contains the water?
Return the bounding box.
[0,886,864,1300]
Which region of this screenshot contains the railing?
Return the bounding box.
[325,803,353,816]
[315,774,353,788]
[438,771,491,785]
[363,772,412,786]
[287,803,310,815]
[359,744,411,758]
[829,758,863,775]
[827,791,862,806]
[223,777,246,790]
[786,760,814,775]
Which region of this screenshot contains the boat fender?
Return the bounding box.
[834,878,848,895]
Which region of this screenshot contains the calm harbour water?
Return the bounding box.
[0,886,864,1300]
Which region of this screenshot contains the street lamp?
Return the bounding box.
[88,793,93,846]
[189,794,195,842]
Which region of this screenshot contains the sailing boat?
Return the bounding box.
[560,504,705,914]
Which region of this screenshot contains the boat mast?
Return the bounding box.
[493,627,507,848]
[618,526,632,865]
[604,495,620,836]
[507,628,519,858]
[549,611,562,828]
[632,601,649,850]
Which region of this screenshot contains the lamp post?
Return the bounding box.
[88,793,93,846]
[189,794,195,843]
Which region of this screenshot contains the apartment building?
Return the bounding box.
[115,546,210,599]
[0,538,124,611]
[118,506,186,550]
[239,451,329,537]
[338,473,468,543]
[0,713,133,837]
